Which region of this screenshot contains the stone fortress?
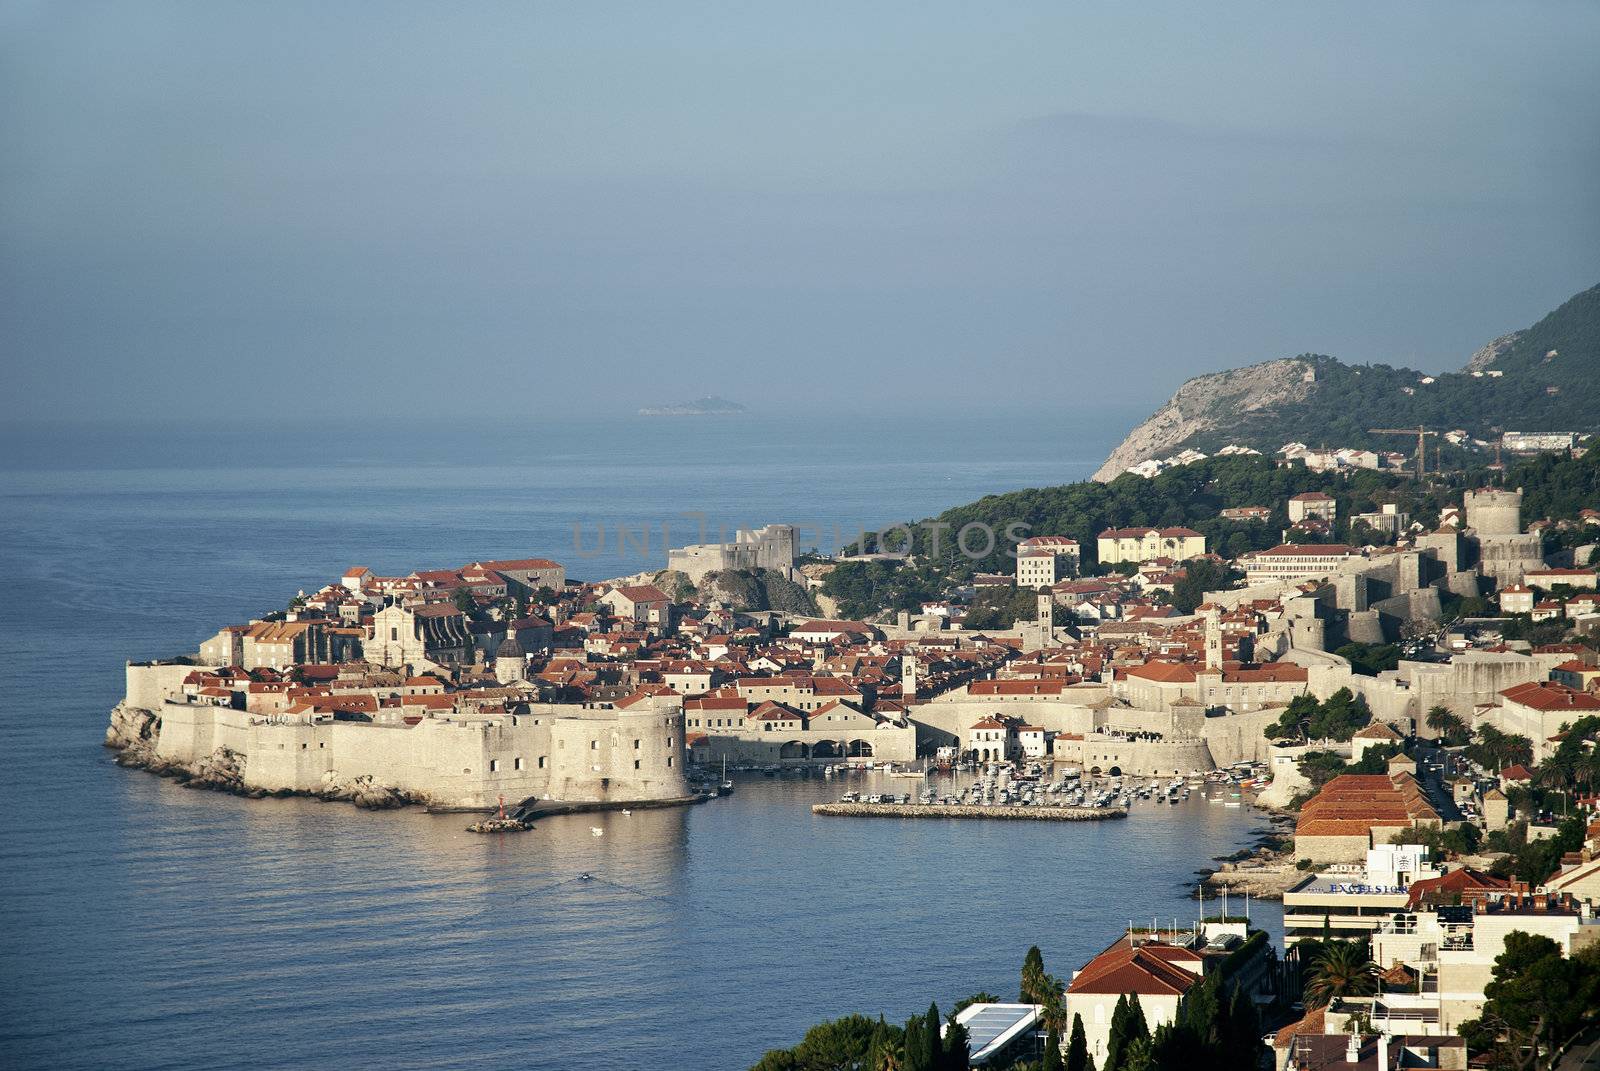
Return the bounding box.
[886,483,1577,777]
[666,523,797,585]
[111,665,691,813]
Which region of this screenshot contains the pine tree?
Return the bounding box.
[1067,1013,1093,1071]
[1022,945,1048,1003]
[1042,1028,1064,1071]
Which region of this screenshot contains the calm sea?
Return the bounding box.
[0,412,1280,1070]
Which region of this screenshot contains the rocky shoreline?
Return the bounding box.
[1192,811,1301,901]
[104,702,430,811]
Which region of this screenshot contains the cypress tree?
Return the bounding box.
[1104,995,1130,1071]
[1122,1036,1154,1071]
[1123,994,1149,1046]
[1224,983,1261,1067]
[942,1013,971,1071]
[1022,945,1047,1003]
[904,1015,927,1071]
[923,1003,941,1071]
[1042,1028,1064,1071]
[867,1016,887,1071]
[1067,1013,1092,1071]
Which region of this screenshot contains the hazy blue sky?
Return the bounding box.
[4,1,1598,421]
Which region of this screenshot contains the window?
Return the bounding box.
[666,756,673,767]
[391,627,398,641]
[634,759,641,770]
[590,740,598,750]
[514,757,523,771]
[538,756,546,769]
[633,739,641,749]
[489,759,499,772]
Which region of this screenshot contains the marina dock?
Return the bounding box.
[812,802,1125,821]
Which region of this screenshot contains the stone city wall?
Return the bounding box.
[688,725,917,765]
[144,695,689,810]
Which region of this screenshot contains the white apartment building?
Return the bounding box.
[1096,527,1205,566]
[1016,536,1080,588]
[1240,544,1362,583]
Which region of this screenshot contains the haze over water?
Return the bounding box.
[0,416,1280,1070]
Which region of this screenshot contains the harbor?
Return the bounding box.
[819,759,1270,817]
[813,801,1122,821]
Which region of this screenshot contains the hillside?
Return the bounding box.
[842,447,1600,582]
[1092,283,1600,481]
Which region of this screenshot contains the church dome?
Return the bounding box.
[495,631,524,660]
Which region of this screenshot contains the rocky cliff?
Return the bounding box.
[1091,358,1314,481]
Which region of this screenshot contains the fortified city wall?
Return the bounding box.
[116,665,690,810]
[666,524,797,584]
[687,725,917,765]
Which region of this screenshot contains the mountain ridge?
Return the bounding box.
[1091,283,1600,481]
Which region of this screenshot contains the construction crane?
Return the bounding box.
[1369,425,1439,479]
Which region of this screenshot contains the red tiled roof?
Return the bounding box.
[1500,681,1600,712]
[1123,661,1198,684]
[1099,526,1204,539]
[612,584,670,604]
[1407,868,1510,906]
[1067,941,1202,996]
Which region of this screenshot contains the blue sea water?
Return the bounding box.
[0,412,1280,1070]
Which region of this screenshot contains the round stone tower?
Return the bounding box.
[614,703,691,801]
[1463,488,1522,536]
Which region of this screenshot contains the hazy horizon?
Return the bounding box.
[5,2,1599,423]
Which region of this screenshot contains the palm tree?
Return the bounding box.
[1425,705,1466,744]
[1038,977,1069,1037]
[1304,941,1379,1008]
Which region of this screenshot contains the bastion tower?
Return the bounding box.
[1463,487,1543,587]
[545,700,690,803]
[1463,488,1522,536]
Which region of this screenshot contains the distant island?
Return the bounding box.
[638,395,747,417]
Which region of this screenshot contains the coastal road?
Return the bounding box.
[1558,1026,1600,1071]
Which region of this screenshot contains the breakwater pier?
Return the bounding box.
[812,802,1125,821]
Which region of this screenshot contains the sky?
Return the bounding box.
[4,1,1599,423]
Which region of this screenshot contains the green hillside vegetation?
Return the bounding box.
[1177,283,1600,456]
[823,447,1599,620]
[850,454,1448,576]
